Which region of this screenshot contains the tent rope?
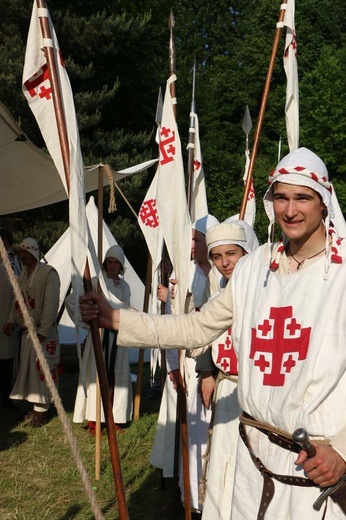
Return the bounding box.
[0,238,105,520]
[102,164,117,214]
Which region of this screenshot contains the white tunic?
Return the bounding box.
[9,263,60,404]
[118,243,346,519]
[149,261,212,512]
[201,327,241,520]
[72,276,133,424]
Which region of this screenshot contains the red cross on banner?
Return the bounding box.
[159,126,175,165]
[250,306,311,386]
[139,198,159,229]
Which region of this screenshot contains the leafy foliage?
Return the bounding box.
[0,0,345,277]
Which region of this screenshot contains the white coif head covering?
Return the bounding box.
[19,237,40,261]
[192,214,219,235]
[206,223,246,255]
[223,218,259,254]
[263,147,345,275]
[104,244,125,271]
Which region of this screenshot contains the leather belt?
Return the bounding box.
[239,417,317,519]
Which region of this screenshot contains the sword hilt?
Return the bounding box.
[292,428,317,458]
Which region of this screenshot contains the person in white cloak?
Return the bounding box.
[0,229,21,409]
[150,214,219,515]
[4,238,60,427]
[80,148,346,519]
[195,220,259,520]
[67,245,133,434]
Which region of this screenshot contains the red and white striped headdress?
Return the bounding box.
[263,148,346,277]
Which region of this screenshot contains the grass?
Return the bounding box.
[0,361,185,520]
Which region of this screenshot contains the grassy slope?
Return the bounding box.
[0,364,185,520]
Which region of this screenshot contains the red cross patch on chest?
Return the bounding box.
[250,306,311,386]
[215,328,238,375]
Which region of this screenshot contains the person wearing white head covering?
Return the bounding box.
[69,244,132,433]
[81,148,346,519]
[150,214,219,515]
[196,220,259,520]
[3,238,60,427]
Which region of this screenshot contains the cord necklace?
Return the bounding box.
[287,243,326,270]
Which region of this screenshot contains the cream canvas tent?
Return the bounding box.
[45,196,150,364]
[0,100,157,214]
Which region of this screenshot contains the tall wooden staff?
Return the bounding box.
[239,0,288,219]
[168,9,192,520]
[94,166,104,480]
[36,2,129,517]
[187,59,196,211]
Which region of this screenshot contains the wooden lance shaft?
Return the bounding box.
[36,1,129,518]
[168,9,191,519]
[239,0,288,220]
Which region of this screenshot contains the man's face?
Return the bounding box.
[18,249,37,269]
[105,257,121,277]
[191,229,207,261]
[272,182,325,244]
[210,244,245,279]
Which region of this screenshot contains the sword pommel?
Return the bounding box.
[292,428,317,458]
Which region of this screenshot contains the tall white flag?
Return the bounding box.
[283,0,299,151]
[138,167,163,315]
[156,75,191,313]
[188,112,208,223]
[22,3,87,352]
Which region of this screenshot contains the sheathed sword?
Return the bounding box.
[293,428,346,511]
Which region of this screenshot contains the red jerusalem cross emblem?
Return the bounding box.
[215,328,238,375]
[159,126,175,165]
[139,198,159,228]
[24,63,52,100]
[250,306,311,386]
[24,50,65,100]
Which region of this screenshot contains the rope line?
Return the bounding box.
[0,238,105,520]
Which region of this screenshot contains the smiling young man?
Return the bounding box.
[81,148,346,519]
[272,182,327,271]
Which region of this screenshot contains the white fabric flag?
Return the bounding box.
[283,0,299,151]
[156,75,192,313]
[188,112,208,223]
[138,169,163,275]
[138,166,163,326]
[23,3,87,369]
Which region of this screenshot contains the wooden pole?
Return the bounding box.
[133,254,152,420]
[36,2,129,517]
[239,0,288,219]
[95,165,104,480]
[186,59,196,212]
[169,9,191,520]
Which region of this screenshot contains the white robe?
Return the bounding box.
[72,276,133,424]
[9,263,60,404]
[118,243,346,519]
[201,327,241,520]
[149,261,212,511]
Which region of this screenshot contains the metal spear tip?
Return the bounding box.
[292,427,307,443]
[168,8,175,29]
